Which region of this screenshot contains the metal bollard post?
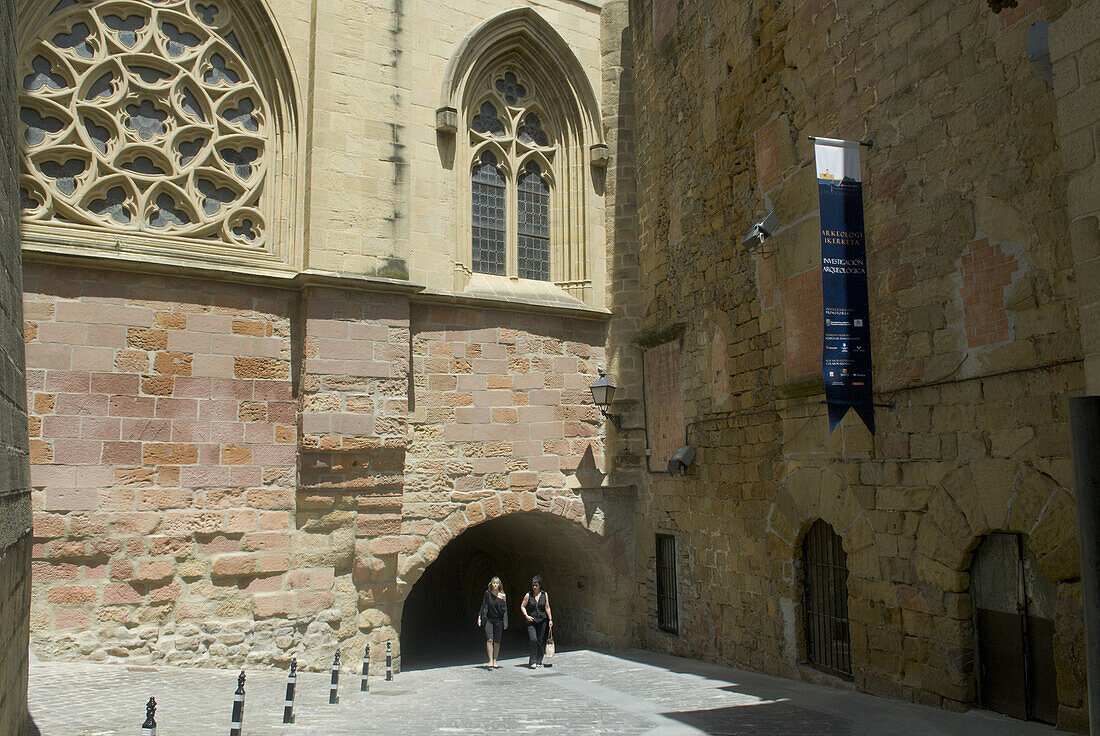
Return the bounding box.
[328,650,340,704]
[360,644,370,692]
[385,641,393,682]
[282,659,297,724]
[229,671,245,736]
[141,697,156,736]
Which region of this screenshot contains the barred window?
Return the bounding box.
[469,70,554,281]
[656,534,678,633]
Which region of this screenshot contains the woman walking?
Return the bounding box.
[520,575,553,668]
[477,576,508,669]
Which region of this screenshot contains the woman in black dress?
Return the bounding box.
[477,576,508,668]
[520,575,553,668]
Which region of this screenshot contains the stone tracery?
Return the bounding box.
[19,0,270,248]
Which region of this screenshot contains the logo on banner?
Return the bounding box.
[814,137,875,434]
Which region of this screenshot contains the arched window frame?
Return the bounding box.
[466,71,557,282]
[16,0,303,274]
[439,8,606,305]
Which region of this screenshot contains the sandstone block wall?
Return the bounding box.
[625,0,1092,730]
[0,0,31,731]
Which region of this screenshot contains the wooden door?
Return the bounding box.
[971,533,1058,724]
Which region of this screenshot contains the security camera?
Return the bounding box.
[742,210,779,252]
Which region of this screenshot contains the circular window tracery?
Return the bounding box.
[19,0,269,248]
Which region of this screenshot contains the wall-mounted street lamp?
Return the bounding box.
[741,210,779,256]
[590,369,623,429]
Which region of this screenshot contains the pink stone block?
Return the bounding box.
[309,320,349,339]
[100,304,152,327]
[85,324,127,347]
[44,486,98,511]
[211,422,246,442]
[198,399,238,422]
[54,393,109,416]
[155,397,198,419]
[54,301,100,323]
[102,441,141,465]
[191,355,234,378]
[208,378,254,399]
[36,321,85,344]
[230,465,262,487]
[528,422,565,440]
[45,370,91,393]
[167,331,211,354]
[120,418,170,442]
[181,465,232,488]
[253,380,292,401]
[53,439,103,465]
[172,377,212,398]
[110,396,156,417]
[455,407,490,424]
[26,343,72,370]
[345,360,390,378]
[171,421,212,442]
[198,443,220,464]
[243,423,273,444]
[473,390,512,408]
[330,413,373,436]
[456,375,488,391]
[186,313,233,333]
[518,406,555,423]
[73,347,115,372]
[26,369,45,390]
[348,323,388,341]
[267,401,296,423]
[90,373,139,395]
[529,389,561,406]
[472,359,508,375]
[42,415,81,439]
[528,455,561,471]
[31,464,76,488]
[209,333,246,356]
[251,444,295,466]
[80,417,121,440]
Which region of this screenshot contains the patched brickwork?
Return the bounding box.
[780,268,823,382]
[960,237,1021,348]
[642,341,683,469]
[755,118,782,193]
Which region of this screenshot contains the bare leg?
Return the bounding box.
[486,638,494,666]
[492,641,501,667]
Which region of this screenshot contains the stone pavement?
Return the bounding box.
[27,649,1073,736]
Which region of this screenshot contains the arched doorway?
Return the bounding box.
[400,510,624,669]
[970,532,1058,724]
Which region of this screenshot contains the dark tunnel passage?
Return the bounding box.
[399,511,625,670]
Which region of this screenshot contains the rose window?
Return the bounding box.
[19,0,270,248]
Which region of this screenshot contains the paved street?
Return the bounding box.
[28,649,1072,736]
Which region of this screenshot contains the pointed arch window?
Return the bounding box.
[468,72,555,282]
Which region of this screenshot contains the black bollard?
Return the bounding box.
[282,659,297,724]
[328,650,340,704]
[360,644,370,692]
[385,641,393,681]
[141,696,156,736]
[229,671,245,736]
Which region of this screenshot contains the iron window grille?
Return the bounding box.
[656,534,679,634]
[802,519,852,678]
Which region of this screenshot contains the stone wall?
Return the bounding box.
[624,0,1091,730]
[0,0,31,731]
[23,264,630,669]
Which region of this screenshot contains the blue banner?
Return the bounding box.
[814,138,874,434]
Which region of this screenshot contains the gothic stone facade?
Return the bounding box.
[619,0,1097,732]
[13,0,1100,731]
[20,0,637,674]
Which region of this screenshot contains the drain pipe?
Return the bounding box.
[1070,396,1100,736]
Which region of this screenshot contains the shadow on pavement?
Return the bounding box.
[662,701,855,736]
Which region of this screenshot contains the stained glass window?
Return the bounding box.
[517,162,550,281]
[472,151,506,276]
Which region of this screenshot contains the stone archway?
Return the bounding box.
[398,508,630,668]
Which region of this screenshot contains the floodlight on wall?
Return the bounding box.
[742,210,779,255]
[589,369,623,428]
[667,445,696,474]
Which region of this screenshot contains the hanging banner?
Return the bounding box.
[814,137,875,434]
